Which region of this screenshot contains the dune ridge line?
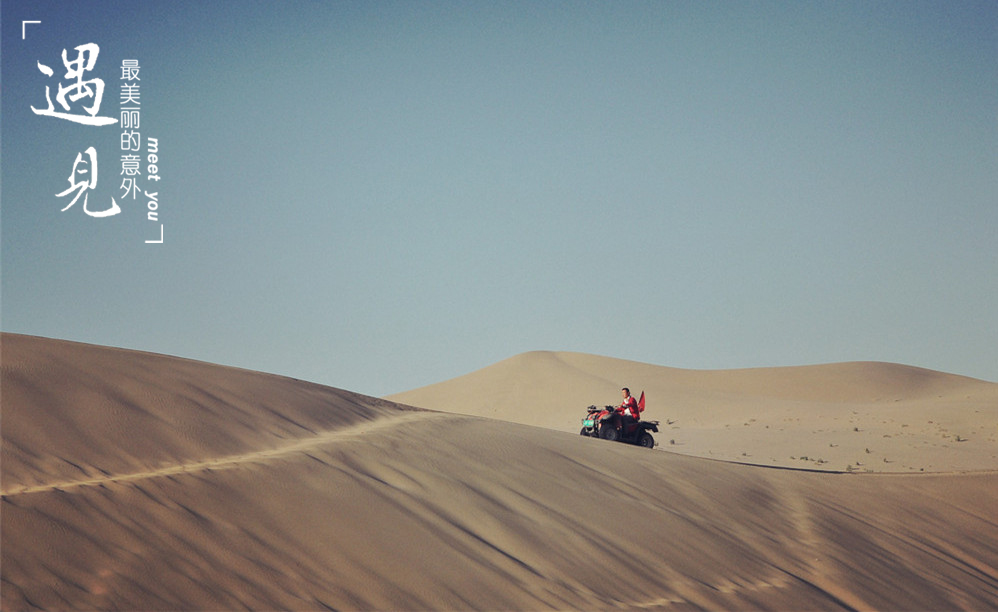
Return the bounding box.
[1,411,447,497]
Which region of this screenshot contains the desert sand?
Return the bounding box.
[3,334,998,610]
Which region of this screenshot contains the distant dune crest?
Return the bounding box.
[399,350,985,401]
[389,350,998,473]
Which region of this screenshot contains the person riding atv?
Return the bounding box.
[614,387,640,433]
[579,389,658,448]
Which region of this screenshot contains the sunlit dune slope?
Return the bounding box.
[388,351,998,472]
[1,333,412,493]
[3,335,998,610]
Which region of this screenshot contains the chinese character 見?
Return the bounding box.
[56,147,122,217]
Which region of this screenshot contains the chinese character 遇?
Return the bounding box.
[31,43,117,126]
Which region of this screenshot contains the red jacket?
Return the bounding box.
[618,396,639,420]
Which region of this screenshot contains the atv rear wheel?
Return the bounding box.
[599,425,620,442]
[638,432,655,448]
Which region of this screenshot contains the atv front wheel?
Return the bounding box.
[638,432,655,448]
[579,427,591,437]
[599,425,620,442]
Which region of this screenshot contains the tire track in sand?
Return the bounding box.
[1,411,448,497]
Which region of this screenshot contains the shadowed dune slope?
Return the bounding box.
[3,335,998,610]
[388,351,998,472]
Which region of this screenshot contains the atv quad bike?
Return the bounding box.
[579,405,658,448]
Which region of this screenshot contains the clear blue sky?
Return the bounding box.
[3,1,996,395]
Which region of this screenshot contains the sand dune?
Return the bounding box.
[388,351,998,473]
[3,334,998,610]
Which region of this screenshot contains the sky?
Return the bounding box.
[2,0,996,396]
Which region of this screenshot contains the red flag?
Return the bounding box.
[638,391,645,412]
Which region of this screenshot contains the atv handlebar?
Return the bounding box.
[586,405,619,412]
